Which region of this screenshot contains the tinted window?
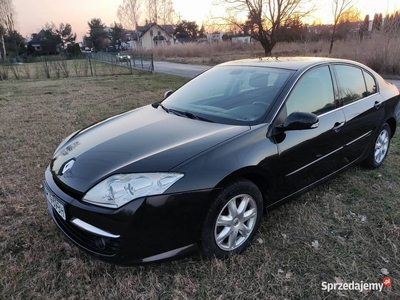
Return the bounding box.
[335,65,366,105]
[363,71,377,96]
[163,66,293,125]
[286,66,335,116]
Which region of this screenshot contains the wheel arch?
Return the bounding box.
[386,117,397,138]
[213,166,271,212]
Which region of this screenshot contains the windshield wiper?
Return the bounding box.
[151,102,170,113]
[170,109,214,123]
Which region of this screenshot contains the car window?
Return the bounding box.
[363,71,377,96]
[163,66,294,125]
[335,65,367,105]
[285,66,335,116]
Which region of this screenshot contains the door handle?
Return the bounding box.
[374,101,382,109]
[332,121,345,132]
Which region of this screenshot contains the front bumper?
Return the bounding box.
[44,166,215,264]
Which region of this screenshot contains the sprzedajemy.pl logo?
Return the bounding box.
[322,277,392,293]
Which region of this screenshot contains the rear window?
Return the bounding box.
[335,65,371,106]
[363,71,377,96]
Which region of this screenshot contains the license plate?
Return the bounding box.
[44,183,66,221]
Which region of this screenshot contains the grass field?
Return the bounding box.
[0,73,399,299]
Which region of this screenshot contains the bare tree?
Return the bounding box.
[329,0,356,54]
[0,0,14,61]
[217,0,314,56]
[117,0,143,30]
[158,0,175,25]
[145,0,157,23]
[117,0,175,29]
[143,0,175,25]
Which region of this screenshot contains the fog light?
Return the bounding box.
[95,237,106,250]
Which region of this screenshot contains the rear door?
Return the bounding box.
[332,64,385,166]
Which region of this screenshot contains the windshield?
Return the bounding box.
[162,66,294,125]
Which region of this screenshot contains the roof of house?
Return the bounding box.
[29,29,62,45]
[29,30,46,44]
[137,23,175,38]
[159,25,175,35]
[124,30,140,41]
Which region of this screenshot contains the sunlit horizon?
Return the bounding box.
[12,0,399,41]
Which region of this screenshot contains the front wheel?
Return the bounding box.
[362,123,391,169]
[200,179,263,259]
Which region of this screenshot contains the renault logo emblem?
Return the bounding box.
[61,159,75,175]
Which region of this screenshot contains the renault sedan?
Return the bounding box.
[43,57,400,264]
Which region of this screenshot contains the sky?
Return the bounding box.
[12,0,399,41]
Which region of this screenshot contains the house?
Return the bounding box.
[306,21,373,39]
[134,23,175,50]
[306,24,332,35]
[232,36,255,44]
[206,32,224,42]
[29,32,43,51]
[29,30,62,54]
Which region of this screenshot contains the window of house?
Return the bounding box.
[285,66,335,116]
[150,30,153,37]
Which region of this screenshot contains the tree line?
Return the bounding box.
[117,0,175,31]
[2,0,400,61]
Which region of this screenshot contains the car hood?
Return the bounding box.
[51,105,249,193]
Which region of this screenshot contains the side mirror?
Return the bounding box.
[280,111,319,131]
[164,90,174,99]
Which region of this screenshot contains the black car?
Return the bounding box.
[43,57,400,264]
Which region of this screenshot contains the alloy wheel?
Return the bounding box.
[214,194,258,251]
[374,129,389,164]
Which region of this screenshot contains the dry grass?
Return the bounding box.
[0,74,399,299]
[154,34,400,76]
[153,42,265,65]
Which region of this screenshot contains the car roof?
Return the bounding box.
[218,57,354,71]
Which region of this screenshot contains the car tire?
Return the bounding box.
[200,179,263,259]
[362,123,391,169]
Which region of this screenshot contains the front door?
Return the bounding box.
[272,65,347,199]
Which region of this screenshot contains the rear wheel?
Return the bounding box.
[200,179,263,258]
[362,123,391,169]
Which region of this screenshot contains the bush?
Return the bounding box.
[0,66,9,80]
[152,42,264,60]
[67,43,82,58]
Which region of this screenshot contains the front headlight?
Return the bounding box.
[82,173,184,208]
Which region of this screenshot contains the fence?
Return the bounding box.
[90,52,154,73]
[0,52,154,80]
